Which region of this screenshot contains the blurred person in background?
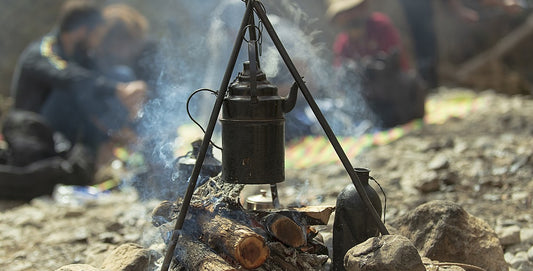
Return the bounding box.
[328,0,426,129]
[91,3,173,200]
[11,0,145,120]
[399,0,525,90]
[94,3,159,86]
[39,2,151,164]
[1,0,146,200]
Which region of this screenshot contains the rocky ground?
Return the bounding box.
[0,88,532,271]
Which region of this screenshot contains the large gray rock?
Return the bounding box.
[101,243,150,271]
[344,234,425,271]
[390,200,508,271]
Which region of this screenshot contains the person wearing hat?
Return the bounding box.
[327,0,408,70]
[327,0,425,130]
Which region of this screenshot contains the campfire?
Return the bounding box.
[152,177,334,270]
[156,1,387,270]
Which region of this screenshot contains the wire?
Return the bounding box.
[256,0,266,57]
[370,176,387,225]
[173,151,192,165]
[434,262,487,271]
[186,88,223,150]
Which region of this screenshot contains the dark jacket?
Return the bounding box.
[10,32,131,149]
[10,32,117,113]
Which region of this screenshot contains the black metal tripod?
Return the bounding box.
[160,1,389,270]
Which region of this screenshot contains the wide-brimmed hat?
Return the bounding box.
[326,0,366,21]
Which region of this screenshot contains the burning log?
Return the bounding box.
[251,206,334,249]
[173,237,238,271]
[262,213,306,248]
[252,206,335,225]
[197,213,270,269]
[161,201,270,269]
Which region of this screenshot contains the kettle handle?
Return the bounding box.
[248,40,259,103]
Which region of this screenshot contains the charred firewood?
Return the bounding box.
[197,213,270,269]
[256,242,329,271]
[158,201,270,270]
[251,206,335,225]
[151,200,176,227]
[261,213,307,248]
[171,236,237,271]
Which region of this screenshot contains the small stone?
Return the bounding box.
[43,228,89,245]
[428,154,449,170]
[453,141,468,153]
[527,246,533,262]
[414,171,440,193]
[123,233,141,243]
[419,141,440,152]
[55,264,103,271]
[8,262,33,271]
[85,243,115,268]
[498,225,521,246]
[520,228,533,244]
[505,251,515,263]
[492,166,508,176]
[101,243,150,271]
[62,207,86,218]
[509,154,531,173]
[105,221,124,232]
[511,192,530,202]
[509,251,530,269]
[482,193,502,202]
[422,257,466,271]
[98,232,122,244]
[498,219,519,227]
[516,262,533,271]
[440,171,459,185]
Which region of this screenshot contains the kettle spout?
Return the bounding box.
[282,81,299,113]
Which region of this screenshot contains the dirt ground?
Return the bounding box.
[0,88,532,271]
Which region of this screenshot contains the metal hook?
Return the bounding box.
[242,24,263,44]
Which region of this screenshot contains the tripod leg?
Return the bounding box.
[159,2,256,271]
[253,2,389,236]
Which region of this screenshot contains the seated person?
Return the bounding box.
[328,0,426,129]
[90,4,170,200]
[10,0,145,117]
[94,4,153,81]
[37,1,147,163]
[1,0,146,200]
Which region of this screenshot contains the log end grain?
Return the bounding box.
[235,234,270,269]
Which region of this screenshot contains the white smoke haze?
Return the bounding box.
[115,1,378,261]
[122,0,374,199]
